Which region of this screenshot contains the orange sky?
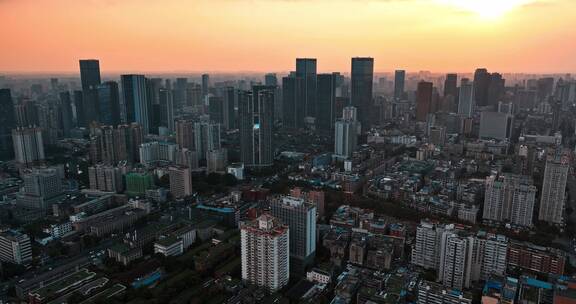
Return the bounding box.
[0,0,575,74]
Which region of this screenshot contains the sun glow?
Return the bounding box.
[438,0,533,19]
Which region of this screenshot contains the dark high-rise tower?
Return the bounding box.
[282,76,304,129]
[416,81,434,122]
[296,58,317,119]
[316,73,336,132]
[487,73,505,107]
[79,60,101,91]
[474,68,490,107]
[444,73,458,98]
[265,73,278,87]
[238,88,274,167]
[351,57,374,130]
[202,74,210,97]
[59,92,74,137]
[97,81,121,126]
[0,89,15,160]
[394,70,406,100]
[159,88,174,133]
[121,75,151,134]
[73,90,85,127]
[79,60,102,126]
[223,87,236,130]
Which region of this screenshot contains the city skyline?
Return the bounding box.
[1,0,576,74]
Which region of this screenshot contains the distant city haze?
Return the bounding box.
[1,0,575,73]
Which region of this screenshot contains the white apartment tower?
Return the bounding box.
[241,214,289,292]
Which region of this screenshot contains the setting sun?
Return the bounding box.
[438,0,533,19]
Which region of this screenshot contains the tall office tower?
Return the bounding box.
[415,81,434,121]
[473,68,490,107]
[73,90,85,127]
[0,89,15,160]
[282,76,305,129]
[265,73,278,87]
[169,166,193,199]
[159,88,175,133]
[479,112,513,140]
[295,58,317,119]
[479,234,508,280]
[187,84,203,108]
[316,73,336,132]
[394,70,406,100]
[438,230,475,290]
[194,122,221,159]
[88,164,125,193]
[174,78,188,109]
[121,74,151,134]
[483,174,537,227]
[238,89,274,167]
[222,87,236,130]
[241,214,289,292]
[411,220,444,270]
[79,59,101,91]
[351,57,374,130]
[539,151,570,224]
[458,78,475,117]
[59,92,74,137]
[271,196,317,275]
[79,60,102,125]
[147,78,163,134]
[206,148,228,173]
[253,84,277,123]
[12,127,45,165]
[0,230,32,265]
[201,74,210,97]
[208,96,224,124]
[444,73,458,98]
[487,73,505,107]
[334,106,359,159]
[175,119,195,150]
[97,81,121,126]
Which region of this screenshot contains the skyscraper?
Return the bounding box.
[194,122,221,160]
[351,57,374,129]
[59,92,74,137]
[415,81,434,122]
[444,73,458,98]
[282,76,304,129]
[159,88,175,133]
[73,90,85,127]
[411,220,444,270]
[334,106,359,159]
[479,112,513,140]
[121,74,151,134]
[483,174,537,227]
[473,68,490,107]
[265,73,278,87]
[296,58,317,119]
[174,78,188,110]
[271,196,317,275]
[238,88,274,167]
[12,127,45,165]
[97,81,121,126]
[458,78,475,117]
[222,87,236,130]
[394,70,406,100]
[539,151,570,225]
[487,73,505,107]
[438,231,475,290]
[175,119,195,150]
[201,74,210,97]
[241,214,289,292]
[169,166,193,199]
[79,59,102,126]
[79,59,101,92]
[0,89,15,160]
[316,73,336,132]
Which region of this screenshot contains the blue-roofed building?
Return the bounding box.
[518,276,554,304]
